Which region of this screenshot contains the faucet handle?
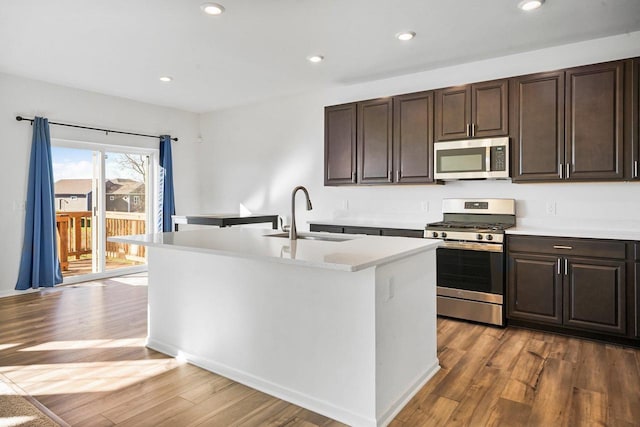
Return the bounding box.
[279,217,290,232]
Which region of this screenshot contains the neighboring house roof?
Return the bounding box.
[106,179,145,195]
[55,179,92,196]
[55,178,144,197]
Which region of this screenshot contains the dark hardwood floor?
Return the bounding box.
[0,275,639,426]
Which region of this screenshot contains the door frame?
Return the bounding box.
[52,138,159,284]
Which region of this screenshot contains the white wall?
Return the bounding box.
[198,31,640,231]
[0,73,200,296]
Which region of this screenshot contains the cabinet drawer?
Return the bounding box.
[343,226,381,236]
[380,228,424,238]
[508,235,626,259]
[309,224,344,234]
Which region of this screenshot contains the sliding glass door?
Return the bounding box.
[104,151,149,271]
[51,140,156,282]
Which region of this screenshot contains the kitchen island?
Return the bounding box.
[109,228,440,427]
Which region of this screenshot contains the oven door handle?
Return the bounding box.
[440,241,504,253]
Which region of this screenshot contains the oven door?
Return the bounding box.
[436,242,504,298]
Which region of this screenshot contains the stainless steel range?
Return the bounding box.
[425,198,516,326]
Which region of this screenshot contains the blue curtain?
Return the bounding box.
[159,135,175,232]
[15,117,63,290]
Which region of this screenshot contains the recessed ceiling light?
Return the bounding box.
[200,2,225,15]
[518,0,544,11]
[307,55,324,63]
[396,31,416,41]
[159,76,173,82]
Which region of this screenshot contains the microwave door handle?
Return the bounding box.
[486,147,491,172]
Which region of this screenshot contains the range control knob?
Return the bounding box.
[431,231,439,238]
[476,234,483,240]
[441,232,447,238]
[486,234,494,241]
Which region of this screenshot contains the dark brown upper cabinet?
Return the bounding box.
[324,103,356,185]
[512,60,628,183]
[325,93,437,186]
[325,56,638,186]
[511,71,565,182]
[435,79,508,141]
[633,58,640,180]
[565,60,625,180]
[393,91,435,183]
[358,98,393,184]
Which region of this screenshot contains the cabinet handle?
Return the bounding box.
[466,124,471,137]
[388,171,393,182]
[351,172,356,183]
[471,123,476,137]
[396,170,400,182]
[553,245,573,250]
[566,163,570,179]
[557,258,561,275]
[635,160,638,178]
[564,259,568,275]
[559,163,563,179]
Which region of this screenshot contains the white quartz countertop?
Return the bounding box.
[109,227,441,272]
[507,226,640,241]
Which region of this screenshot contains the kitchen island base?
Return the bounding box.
[145,245,439,427]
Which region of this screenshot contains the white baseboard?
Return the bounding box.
[147,338,378,427]
[377,362,441,426]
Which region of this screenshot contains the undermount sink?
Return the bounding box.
[265,232,354,242]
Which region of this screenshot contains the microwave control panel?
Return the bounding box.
[490,146,507,171]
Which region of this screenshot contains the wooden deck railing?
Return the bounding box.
[56,211,92,271]
[56,211,146,271]
[105,211,146,261]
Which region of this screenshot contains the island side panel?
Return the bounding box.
[146,246,378,427]
[374,249,440,424]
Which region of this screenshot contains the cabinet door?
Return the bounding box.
[634,262,640,338]
[325,104,357,185]
[511,71,565,182]
[566,61,625,180]
[393,91,435,183]
[564,257,626,334]
[633,59,639,180]
[357,98,393,184]
[471,79,509,138]
[435,86,471,141]
[507,253,562,324]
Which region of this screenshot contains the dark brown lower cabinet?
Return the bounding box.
[343,226,381,236]
[309,223,423,238]
[507,235,630,339]
[636,262,640,338]
[564,257,626,334]
[508,253,563,324]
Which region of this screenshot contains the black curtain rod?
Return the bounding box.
[15,116,178,142]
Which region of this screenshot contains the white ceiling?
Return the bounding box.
[1,0,639,113]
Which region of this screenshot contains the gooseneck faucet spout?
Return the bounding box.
[290,186,313,240]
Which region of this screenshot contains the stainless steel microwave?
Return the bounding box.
[434,137,509,180]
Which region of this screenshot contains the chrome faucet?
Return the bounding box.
[289,186,312,240]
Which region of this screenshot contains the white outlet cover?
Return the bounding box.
[545,202,556,215]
